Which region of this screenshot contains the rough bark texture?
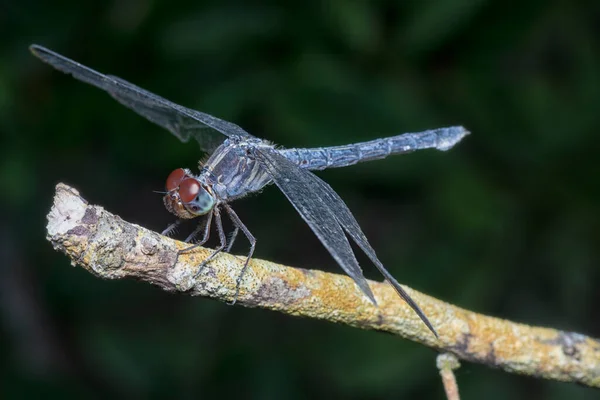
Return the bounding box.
[46,183,600,389]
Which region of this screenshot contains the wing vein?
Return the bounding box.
[253,148,437,336]
[30,45,254,153]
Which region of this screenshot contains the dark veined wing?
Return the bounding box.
[253,147,437,337]
[306,162,438,337]
[30,45,254,153]
[252,147,377,305]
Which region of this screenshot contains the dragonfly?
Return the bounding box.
[31,44,469,337]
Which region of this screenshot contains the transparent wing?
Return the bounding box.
[306,163,438,336]
[253,148,437,336]
[252,148,377,304]
[30,45,254,153]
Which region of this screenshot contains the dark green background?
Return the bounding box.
[2,0,599,398]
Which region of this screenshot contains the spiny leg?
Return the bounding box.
[192,207,227,279]
[185,209,213,244]
[172,210,216,277]
[183,219,205,243]
[223,204,256,305]
[161,219,182,236]
[225,227,239,253]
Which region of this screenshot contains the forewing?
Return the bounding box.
[30,45,253,153]
[252,148,377,304]
[254,148,437,336]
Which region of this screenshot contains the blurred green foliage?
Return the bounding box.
[1,0,599,399]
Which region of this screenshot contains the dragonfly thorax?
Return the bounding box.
[163,168,215,219]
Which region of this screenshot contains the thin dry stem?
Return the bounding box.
[46,183,600,389]
[437,353,461,400]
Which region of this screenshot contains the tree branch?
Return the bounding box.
[46,183,600,389]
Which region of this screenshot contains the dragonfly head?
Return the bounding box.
[163,168,215,219]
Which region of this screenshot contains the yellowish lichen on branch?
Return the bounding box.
[46,183,600,389]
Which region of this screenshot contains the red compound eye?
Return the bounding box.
[178,178,201,203]
[166,168,187,191]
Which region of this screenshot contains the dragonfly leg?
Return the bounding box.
[171,209,222,280]
[223,204,256,305]
[185,209,213,244]
[161,219,182,236]
[225,227,239,253]
[190,207,227,279]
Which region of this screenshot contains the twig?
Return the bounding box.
[46,183,600,389]
[437,353,461,400]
